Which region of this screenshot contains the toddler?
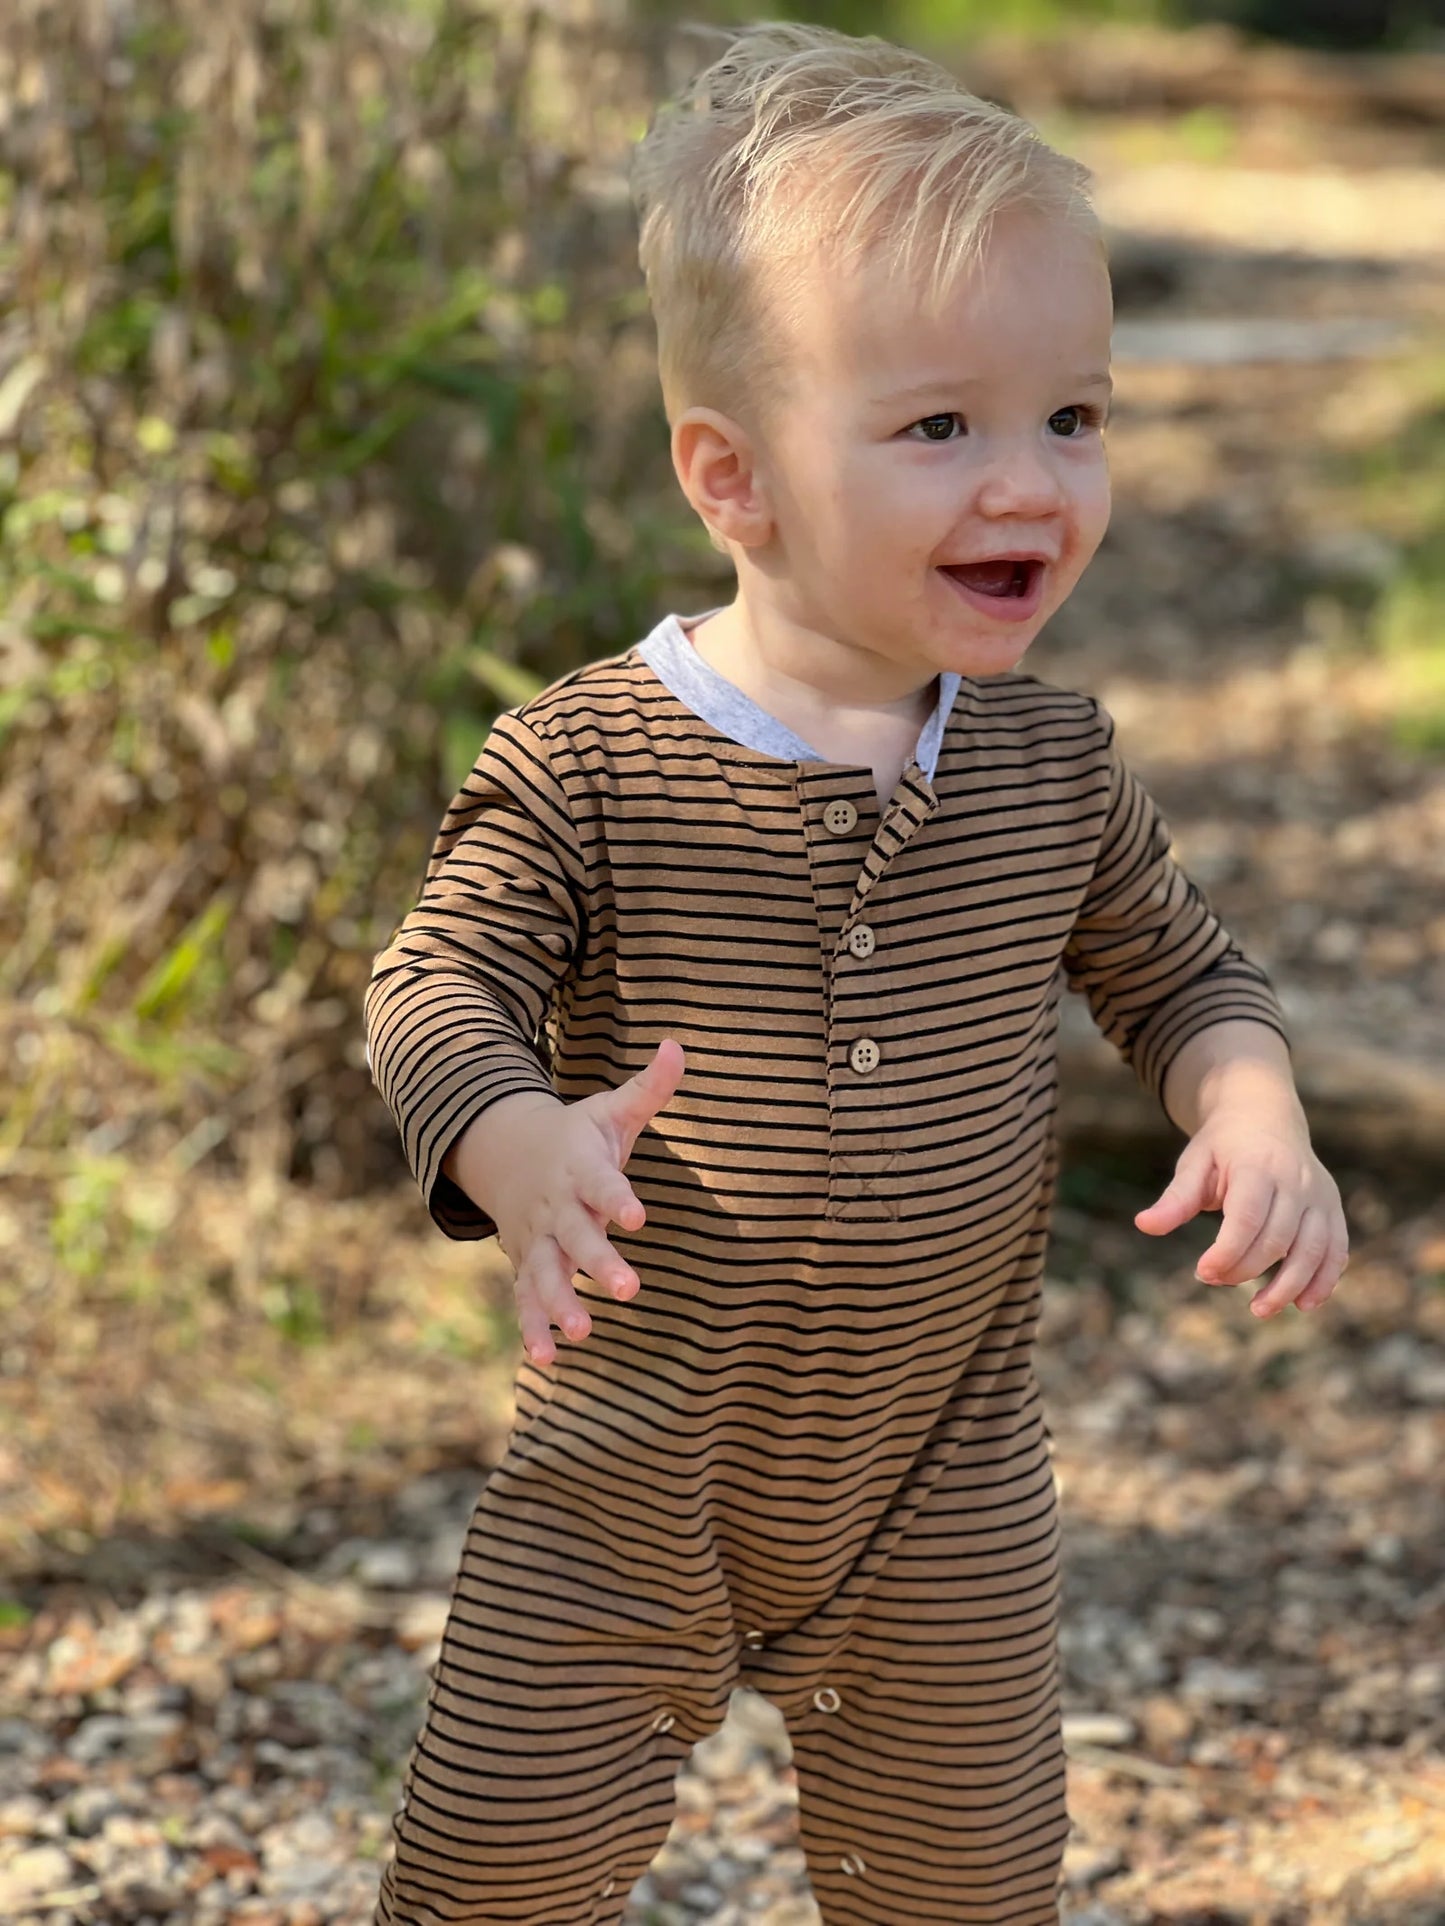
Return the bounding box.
[364,21,1347,1925]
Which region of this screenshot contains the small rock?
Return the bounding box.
[1406,1358,1445,1405]
[68,1711,185,1774]
[395,1595,450,1653]
[0,1792,52,1837]
[4,1842,75,1897]
[1062,1841,1126,1890]
[1062,1712,1136,1748]
[1119,1626,1169,1689]
[63,1785,124,1837]
[261,1812,340,1900]
[66,1715,130,1765]
[189,1813,250,1853]
[1366,1532,1406,1566]
[680,1881,724,1909]
[263,1856,335,1901]
[354,1544,419,1590]
[0,1720,47,1761]
[1136,1694,1196,1754]
[1179,1659,1268,1706]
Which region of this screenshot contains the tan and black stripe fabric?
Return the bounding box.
[365,610,1287,1926]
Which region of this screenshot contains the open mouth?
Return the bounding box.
[940,559,1040,598]
[937,557,1046,624]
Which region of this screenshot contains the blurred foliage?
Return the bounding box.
[0,0,1438,1336]
[1304,346,1445,757]
[0,0,703,1232]
[1360,355,1445,755]
[657,0,1439,48]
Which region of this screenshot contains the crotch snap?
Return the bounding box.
[650,1711,675,1734]
[813,1685,841,1713]
[840,1850,867,1875]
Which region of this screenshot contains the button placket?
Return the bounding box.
[801,767,940,1223]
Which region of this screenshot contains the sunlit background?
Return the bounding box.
[2,2,1443,1920]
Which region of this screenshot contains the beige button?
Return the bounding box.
[813,1685,842,1713]
[651,1711,675,1734]
[823,798,858,835]
[839,1851,867,1876]
[848,1037,880,1075]
[846,923,875,959]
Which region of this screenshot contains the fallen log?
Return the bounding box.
[1056,998,1445,1164]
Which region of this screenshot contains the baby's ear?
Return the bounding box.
[670,407,772,550]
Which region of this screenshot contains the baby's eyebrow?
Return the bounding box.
[874,370,1113,404]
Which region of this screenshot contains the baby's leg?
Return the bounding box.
[376,1437,737,1924]
[788,1405,1067,1925]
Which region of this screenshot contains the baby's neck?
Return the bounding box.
[685,607,937,741]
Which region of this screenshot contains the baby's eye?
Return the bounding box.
[1048,404,1105,438]
[907,413,965,443]
[905,402,1109,442]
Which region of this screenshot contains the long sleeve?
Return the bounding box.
[1062,702,1288,1118]
[364,711,585,1242]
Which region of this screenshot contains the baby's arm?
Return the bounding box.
[366,711,583,1243]
[365,711,686,1361]
[1063,702,1346,1318]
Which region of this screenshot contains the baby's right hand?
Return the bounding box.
[446,1039,686,1366]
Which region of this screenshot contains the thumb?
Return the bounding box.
[602,1037,686,1136]
[1135,1150,1214,1237]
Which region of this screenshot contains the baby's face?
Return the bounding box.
[757,202,1113,683]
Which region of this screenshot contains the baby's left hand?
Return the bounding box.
[1133,1107,1348,1317]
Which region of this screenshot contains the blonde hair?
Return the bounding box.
[630,20,1100,439]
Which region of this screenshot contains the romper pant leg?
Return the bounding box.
[787,1400,1068,1926]
[376,1411,737,1926]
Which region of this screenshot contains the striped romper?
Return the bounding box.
[364,606,1287,1926]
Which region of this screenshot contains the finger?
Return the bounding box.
[1195,1170,1276,1284]
[516,1236,588,1363]
[559,1206,640,1300]
[1297,1230,1350,1312]
[1135,1149,1216,1236]
[604,1038,687,1134]
[537,1247,592,1344]
[1225,1184,1305,1288]
[515,1255,559,1367]
[1246,1207,1331,1318]
[578,1166,647,1237]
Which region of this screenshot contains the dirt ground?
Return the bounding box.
[3,30,1444,1926]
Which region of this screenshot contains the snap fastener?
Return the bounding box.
[824,798,858,835]
[813,1685,841,1713]
[846,923,875,958]
[601,1879,616,1898]
[848,1037,879,1075]
[650,1711,675,1733]
[839,1850,867,1875]
[741,1629,764,1650]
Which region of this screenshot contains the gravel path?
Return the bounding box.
[4,1201,1444,1926]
